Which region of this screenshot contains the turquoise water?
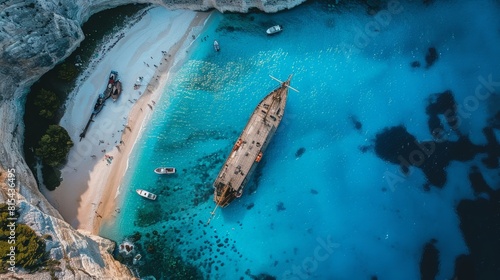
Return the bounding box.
[101,1,500,279]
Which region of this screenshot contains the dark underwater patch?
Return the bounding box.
[411,61,421,68]
[457,172,500,279]
[134,203,163,227]
[468,166,492,196]
[276,202,286,212]
[359,145,371,153]
[374,124,485,187]
[374,86,500,278]
[419,239,440,280]
[191,150,226,206]
[350,115,362,131]
[482,127,500,168]
[245,270,277,280]
[295,147,306,158]
[489,110,500,128]
[425,47,439,68]
[123,230,203,279]
[452,254,475,279]
[373,90,499,188]
[425,90,459,136]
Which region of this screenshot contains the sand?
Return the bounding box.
[40,7,211,234]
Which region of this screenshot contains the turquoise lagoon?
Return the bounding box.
[101,1,500,279]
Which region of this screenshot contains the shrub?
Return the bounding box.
[57,63,78,82]
[34,89,60,119]
[41,165,62,191]
[35,125,73,167]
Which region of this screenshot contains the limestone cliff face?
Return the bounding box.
[0,197,135,279]
[0,0,303,278]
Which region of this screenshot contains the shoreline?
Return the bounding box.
[40,8,211,235]
[96,12,212,233]
[90,11,212,235]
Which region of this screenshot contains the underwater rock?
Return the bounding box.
[425,90,459,137]
[468,166,493,196]
[482,127,500,168]
[411,61,421,68]
[246,269,277,280]
[350,115,362,131]
[373,89,499,188]
[452,254,475,280]
[374,125,419,165]
[310,189,318,194]
[359,145,371,153]
[489,111,500,128]
[295,147,306,158]
[276,202,286,212]
[119,241,135,255]
[457,187,500,279]
[131,231,142,242]
[425,47,438,68]
[253,273,277,280]
[419,239,440,280]
[246,202,255,210]
[374,125,483,187]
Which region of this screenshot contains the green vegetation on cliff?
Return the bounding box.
[0,204,46,273]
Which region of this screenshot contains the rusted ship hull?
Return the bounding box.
[213,76,292,207]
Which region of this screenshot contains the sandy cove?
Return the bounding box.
[41,7,211,234]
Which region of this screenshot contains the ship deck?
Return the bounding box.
[213,78,290,206]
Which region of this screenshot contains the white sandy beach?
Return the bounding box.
[41,7,210,234]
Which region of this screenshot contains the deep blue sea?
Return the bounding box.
[100,1,500,279]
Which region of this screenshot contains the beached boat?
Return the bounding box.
[111,80,122,101]
[266,25,283,35]
[80,70,118,139]
[136,189,157,200]
[213,40,220,52]
[211,75,296,212]
[104,71,118,99]
[92,94,106,115]
[154,167,176,174]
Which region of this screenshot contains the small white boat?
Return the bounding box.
[133,254,142,265]
[266,25,283,35]
[136,189,157,200]
[213,40,220,52]
[154,167,176,174]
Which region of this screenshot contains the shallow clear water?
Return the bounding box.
[101,1,500,279]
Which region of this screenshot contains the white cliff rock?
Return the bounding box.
[0,0,304,278]
[0,184,136,279]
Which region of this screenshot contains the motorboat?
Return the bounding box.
[266,25,283,35]
[133,254,142,265]
[136,189,157,200]
[213,40,220,52]
[154,167,176,174]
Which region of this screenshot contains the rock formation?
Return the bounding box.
[0,0,304,278]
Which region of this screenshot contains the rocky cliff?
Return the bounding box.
[0,0,303,278]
